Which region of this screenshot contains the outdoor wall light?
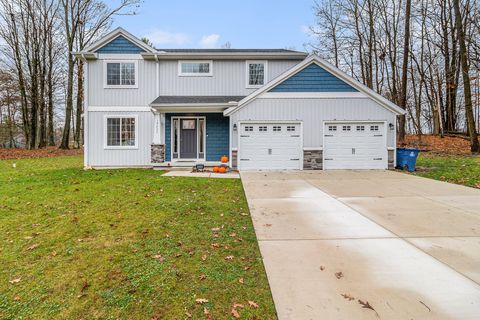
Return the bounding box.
[389,123,395,130]
[233,123,237,131]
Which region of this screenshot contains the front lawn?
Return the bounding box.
[413,153,480,188]
[0,156,276,319]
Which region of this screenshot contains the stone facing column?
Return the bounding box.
[231,150,238,169]
[303,150,323,170]
[388,149,395,169]
[151,144,165,163]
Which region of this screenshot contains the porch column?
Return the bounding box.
[153,111,162,144]
[151,111,165,164]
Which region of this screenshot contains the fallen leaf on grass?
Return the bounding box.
[248,300,259,308]
[201,254,207,261]
[231,303,244,319]
[152,254,165,262]
[9,278,21,284]
[185,312,192,318]
[225,255,234,260]
[13,295,21,301]
[196,298,209,304]
[203,307,209,314]
[335,272,344,279]
[199,274,206,280]
[210,243,222,248]
[26,243,39,251]
[341,293,355,301]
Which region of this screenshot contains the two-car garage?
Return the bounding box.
[237,121,388,171]
[227,56,405,171]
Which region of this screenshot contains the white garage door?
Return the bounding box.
[238,123,302,170]
[323,122,387,170]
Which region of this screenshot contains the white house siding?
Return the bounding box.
[88,58,157,106]
[158,60,301,96]
[87,111,153,166]
[230,97,396,149]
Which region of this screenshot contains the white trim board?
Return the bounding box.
[258,92,368,99]
[224,55,406,116]
[89,106,151,112]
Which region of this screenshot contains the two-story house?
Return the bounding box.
[75,28,405,170]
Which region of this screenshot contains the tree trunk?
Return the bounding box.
[452,0,479,152]
[74,60,84,148]
[398,0,412,141]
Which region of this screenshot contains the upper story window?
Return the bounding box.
[178,60,213,76]
[104,60,138,88]
[246,61,267,88]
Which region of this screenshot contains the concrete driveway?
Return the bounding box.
[241,170,480,320]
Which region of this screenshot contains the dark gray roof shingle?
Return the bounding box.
[155,48,306,54]
[151,96,246,105]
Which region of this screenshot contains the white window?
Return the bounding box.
[104,61,138,88]
[370,125,379,131]
[178,60,213,76]
[246,61,267,88]
[245,126,253,132]
[342,125,351,131]
[328,125,337,131]
[273,126,281,132]
[287,126,296,132]
[356,125,365,131]
[104,116,138,149]
[259,126,267,132]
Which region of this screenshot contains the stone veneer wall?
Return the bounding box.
[388,149,395,169]
[231,150,238,169]
[151,144,165,163]
[303,150,323,170]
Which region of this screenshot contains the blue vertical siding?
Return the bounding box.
[165,113,229,162]
[96,35,145,54]
[269,63,357,92]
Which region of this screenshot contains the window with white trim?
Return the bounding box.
[179,61,212,76]
[287,126,296,132]
[328,125,337,131]
[370,125,379,131]
[259,126,267,132]
[246,61,267,87]
[273,126,281,132]
[356,125,365,131]
[106,116,136,147]
[342,125,351,131]
[104,61,137,88]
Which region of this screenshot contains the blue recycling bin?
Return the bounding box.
[396,148,420,172]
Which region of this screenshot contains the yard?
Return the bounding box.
[402,135,480,188]
[0,156,276,319]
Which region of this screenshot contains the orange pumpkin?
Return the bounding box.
[220,155,228,163]
[218,167,226,173]
[213,167,219,172]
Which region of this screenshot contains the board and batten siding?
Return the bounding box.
[88,58,157,106]
[230,98,396,149]
[159,60,301,96]
[87,111,153,166]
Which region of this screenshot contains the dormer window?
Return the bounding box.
[178,60,213,76]
[246,61,267,88]
[104,60,138,88]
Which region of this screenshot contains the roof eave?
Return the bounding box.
[141,52,308,60]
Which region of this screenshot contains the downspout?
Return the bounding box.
[81,53,89,168]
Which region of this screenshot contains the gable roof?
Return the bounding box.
[224,55,406,116]
[82,27,156,54]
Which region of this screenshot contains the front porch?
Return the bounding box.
[149,96,244,168]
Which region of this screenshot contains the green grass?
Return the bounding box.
[0,156,276,319]
[413,153,480,188]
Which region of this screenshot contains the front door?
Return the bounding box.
[180,119,197,159]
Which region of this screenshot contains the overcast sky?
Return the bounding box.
[105,0,315,50]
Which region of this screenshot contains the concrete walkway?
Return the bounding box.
[241,170,480,320]
[162,169,239,179]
